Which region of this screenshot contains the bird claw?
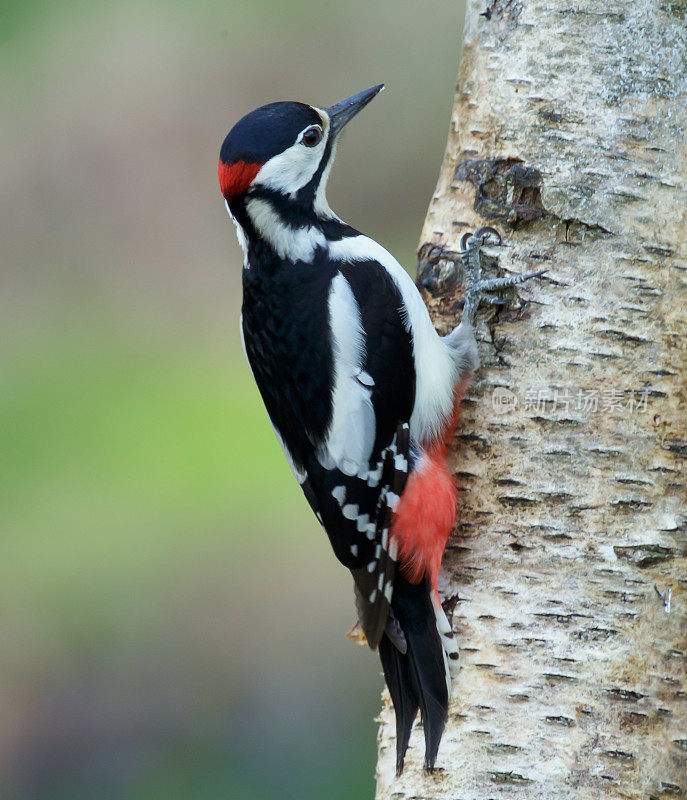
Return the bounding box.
[482,293,506,306]
[460,227,544,323]
[460,226,501,253]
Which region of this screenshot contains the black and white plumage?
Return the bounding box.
[218,85,536,772]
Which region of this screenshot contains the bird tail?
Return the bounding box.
[378,575,456,774]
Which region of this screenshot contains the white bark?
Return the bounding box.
[376,1,686,797]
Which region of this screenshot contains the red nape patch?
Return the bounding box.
[391,382,471,594]
[218,159,262,200]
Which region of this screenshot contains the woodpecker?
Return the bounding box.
[218,85,541,773]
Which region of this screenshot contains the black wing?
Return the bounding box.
[301,259,416,646]
[243,254,416,647]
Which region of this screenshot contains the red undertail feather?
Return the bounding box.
[218,159,263,201]
[391,384,469,592]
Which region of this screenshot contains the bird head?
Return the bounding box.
[218,84,383,217]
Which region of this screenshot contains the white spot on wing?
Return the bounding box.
[356,514,370,532]
[332,485,346,505]
[367,461,383,488]
[356,370,375,387]
[342,503,359,520]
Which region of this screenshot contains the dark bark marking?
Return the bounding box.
[454,156,545,228]
[613,544,682,567]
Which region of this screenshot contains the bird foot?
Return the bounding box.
[460,227,545,324]
[345,621,369,647]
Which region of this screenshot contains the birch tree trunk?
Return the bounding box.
[376,2,686,797]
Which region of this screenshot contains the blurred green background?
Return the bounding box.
[0,1,465,797]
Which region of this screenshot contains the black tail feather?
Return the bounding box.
[379,635,420,774]
[406,629,448,770]
[378,577,449,773]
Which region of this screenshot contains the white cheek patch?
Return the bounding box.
[254,136,326,197]
[253,110,333,202]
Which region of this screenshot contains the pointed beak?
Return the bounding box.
[325,84,384,137]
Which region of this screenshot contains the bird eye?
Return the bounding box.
[301,126,323,147]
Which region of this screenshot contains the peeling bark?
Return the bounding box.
[376,1,686,797]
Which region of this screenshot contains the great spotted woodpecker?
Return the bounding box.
[218,85,541,773]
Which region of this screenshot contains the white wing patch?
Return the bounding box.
[317,272,376,475]
[328,236,457,446]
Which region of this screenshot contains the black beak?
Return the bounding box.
[325,84,384,137]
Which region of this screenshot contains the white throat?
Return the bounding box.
[313,138,341,221]
[244,197,328,263]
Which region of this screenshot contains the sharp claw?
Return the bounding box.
[523,269,547,280]
[459,227,545,324]
[472,226,501,246]
[460,226,502,253]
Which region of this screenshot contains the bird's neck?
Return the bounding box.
[229,190,358,269]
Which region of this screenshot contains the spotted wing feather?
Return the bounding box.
[351,422,411,647]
